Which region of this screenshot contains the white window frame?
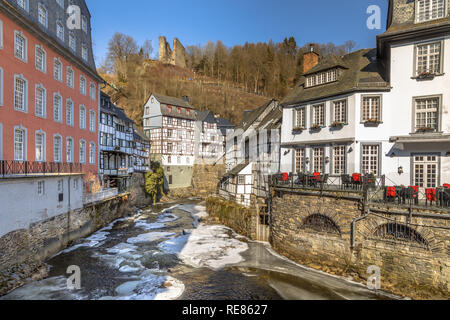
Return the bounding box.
[79,139,86,164]
[312,103,325,127]
[56,0,64,9]
[37,3,48,28]
[14,31,27,62]
[53,134,62,163]
[66,137,74,163]
[415,41,443,76]
[35,84,46,118]
[89,110,96,132]
[81,15,88,33]
[54,58,62,82]
[66,66,74,88]
[89,83,96,100]
[312,147,325,173]
[81,44,88,61]
[66,99,74,126]
[415,0,447,23]
[35,45,46,73]
[16,0,29,12]
[79,75,86,95]
[14,74,28,113]
[333,145,346,175]
[413,95,442,133]
[35,130,46,162]
[89,142,95,164]
[0,19,3,49]
[361,95,382,123]
[69,32,76,52]
[37,181,45,196]
[361,144,381,176]
[332,99,347,124]
[295,148,305,173]
[79,105,86,130]
[14,126,27,161]
[56,20,64,42]
[53,93,62,123]
[295,107,306,129]
[413,154,440,188]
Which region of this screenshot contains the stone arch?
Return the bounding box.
[372,222,430,250]
[301,214,341,235]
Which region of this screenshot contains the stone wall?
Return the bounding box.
[271,189,450,300]
[192,164,226,197]
[0,194,132,296]
[206,197,257,240]
[158,36,188,68]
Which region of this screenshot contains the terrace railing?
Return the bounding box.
[0,160,83,177]
[271,173,450,209]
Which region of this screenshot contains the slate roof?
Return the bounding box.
[303,55,349,76]
[225,161,250,177]
[196,110,216,123]
[133,126,150,142]
[216,117,235,136]
[281,49,390,107]
[100,92,132,124]
[240,99,275,131]
[153,94,195,110]
[257,107,282,131]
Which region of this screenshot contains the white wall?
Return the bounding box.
[0,174,84,237]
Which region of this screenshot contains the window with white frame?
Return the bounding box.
[79,105,86,129]
[361,145,379,175]
[416,0,446,23]
[295,107,306,129]
[35,45,46,73]
[414,96,439,132]
[57,179,63,193]
[416,42,442,75]
[14,75,27,112]
[333,145,346,175]
[312,147,324,173]
[66,99,73,126]
[413,155,439,188]
[66,67,74,88]
[38,4,48,27]
[89,83,96,100]
[295,148,305,173]
[14,31,27,61]
[80,76,86,95]
[89,110,95,132]
[362,96,381,122]
[53,94,62,122]
[56,0,64,8]
[37,181,45,196]
[54,59,62,81]
[14,128,26,161]
[56,21,64,41]
[79,140,86,163]
[81,16,88,33]
[89,142,95,164]
[81,44,88,61]
[312,104,325,127]
[333,100,347,124]
[69,32,76,52]
[16,0,28,11]
[35,131,45,162]
[35,85,46,117]
[66,137,73,163]
[54,135,62,162]
[305,69,338,88]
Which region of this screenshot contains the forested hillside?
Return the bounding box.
[99,33,357,127]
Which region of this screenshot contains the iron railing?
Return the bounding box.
[271,173,450,209]
[0,160,83,177]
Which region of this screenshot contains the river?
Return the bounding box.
[1,200,399,300]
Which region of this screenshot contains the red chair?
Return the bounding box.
[386,186,396,198]
[312,172,321,181]
[352,173,362,182]
[443,184,450,189]
[426,188,437,205]
[282,172,289,182]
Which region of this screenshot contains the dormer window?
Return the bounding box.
[305,69,338,88]
[416,0,446,23]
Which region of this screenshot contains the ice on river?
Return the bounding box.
[159,224,249,270]
[127,232,176,244]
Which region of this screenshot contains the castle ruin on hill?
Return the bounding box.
[158,36,188,69]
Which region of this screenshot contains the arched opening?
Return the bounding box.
[373,223,429,249]
[301,214,341,234]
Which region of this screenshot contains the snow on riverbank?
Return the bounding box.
[158,204,249,270]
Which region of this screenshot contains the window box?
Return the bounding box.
[114,146,121,151]
[292,126,305,132]
[416,126,435,133]
[363,119,381,126]
[310,124,323,131]
[330,121,344,128]
[416,72,435,80]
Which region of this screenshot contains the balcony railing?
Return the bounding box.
[83,188,119,205]
[271,173,450,209]
[0,160,83,177]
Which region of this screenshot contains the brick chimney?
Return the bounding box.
[303,43,320,74]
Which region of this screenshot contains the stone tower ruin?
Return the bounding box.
[158,36,187,69]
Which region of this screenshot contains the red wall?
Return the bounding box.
[0,13,99,175]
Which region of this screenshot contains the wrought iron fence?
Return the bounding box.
[271,173,450,209]
[0,160,83,177]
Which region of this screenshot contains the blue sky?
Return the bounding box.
[86,0,388,65]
